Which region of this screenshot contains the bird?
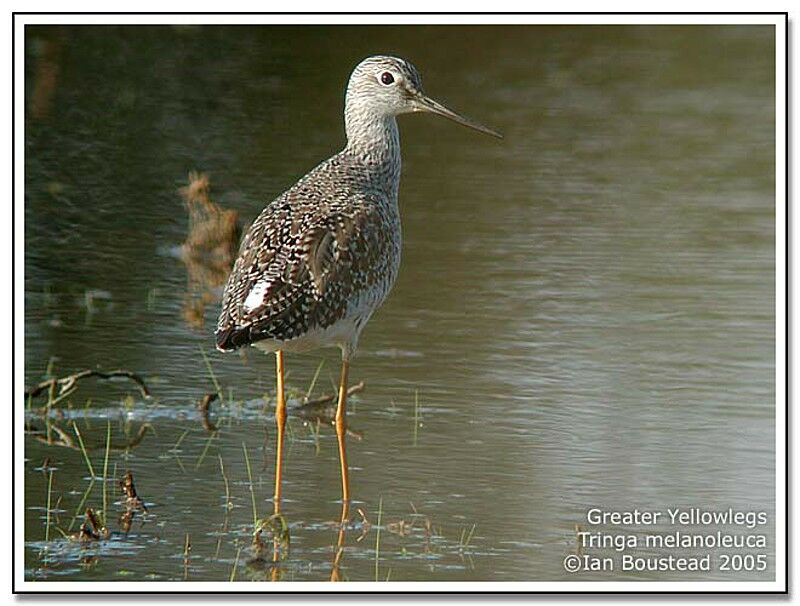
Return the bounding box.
[215,55,501,520]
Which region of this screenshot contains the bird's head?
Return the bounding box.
[346,55,502,138]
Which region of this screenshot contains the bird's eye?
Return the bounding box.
[380,71,395,85]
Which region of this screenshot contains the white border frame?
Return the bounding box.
[11,12,787,594]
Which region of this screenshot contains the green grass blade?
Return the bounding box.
[72,422,95,478]
[242,443,257,528]
[102,420,111,523]
[374,496,383,582]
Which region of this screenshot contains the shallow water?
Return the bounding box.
[24,24,776,582]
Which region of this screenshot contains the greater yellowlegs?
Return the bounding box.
[216,55,500,517]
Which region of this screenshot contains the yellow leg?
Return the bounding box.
[335,359,351,509]
[274,350,286,514]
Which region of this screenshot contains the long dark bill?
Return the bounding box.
[414,94,503,139]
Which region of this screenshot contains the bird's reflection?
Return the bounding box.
[330,501,350,582]
[288,390,367,582]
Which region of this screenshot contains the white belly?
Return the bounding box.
[252,303,377,359]
[252,318,357,355]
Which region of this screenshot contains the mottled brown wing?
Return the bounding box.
[215,196,384,351]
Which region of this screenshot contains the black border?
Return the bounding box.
[12,11,790,595]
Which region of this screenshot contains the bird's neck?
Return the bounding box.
[344,110,401,193]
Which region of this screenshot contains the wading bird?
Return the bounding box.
[216,55,500,518]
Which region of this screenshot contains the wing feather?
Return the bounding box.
[215,185,387,351]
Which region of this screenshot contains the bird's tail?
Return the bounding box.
[215,325,251,352]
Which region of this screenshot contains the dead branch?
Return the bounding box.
[25,369,152,401]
